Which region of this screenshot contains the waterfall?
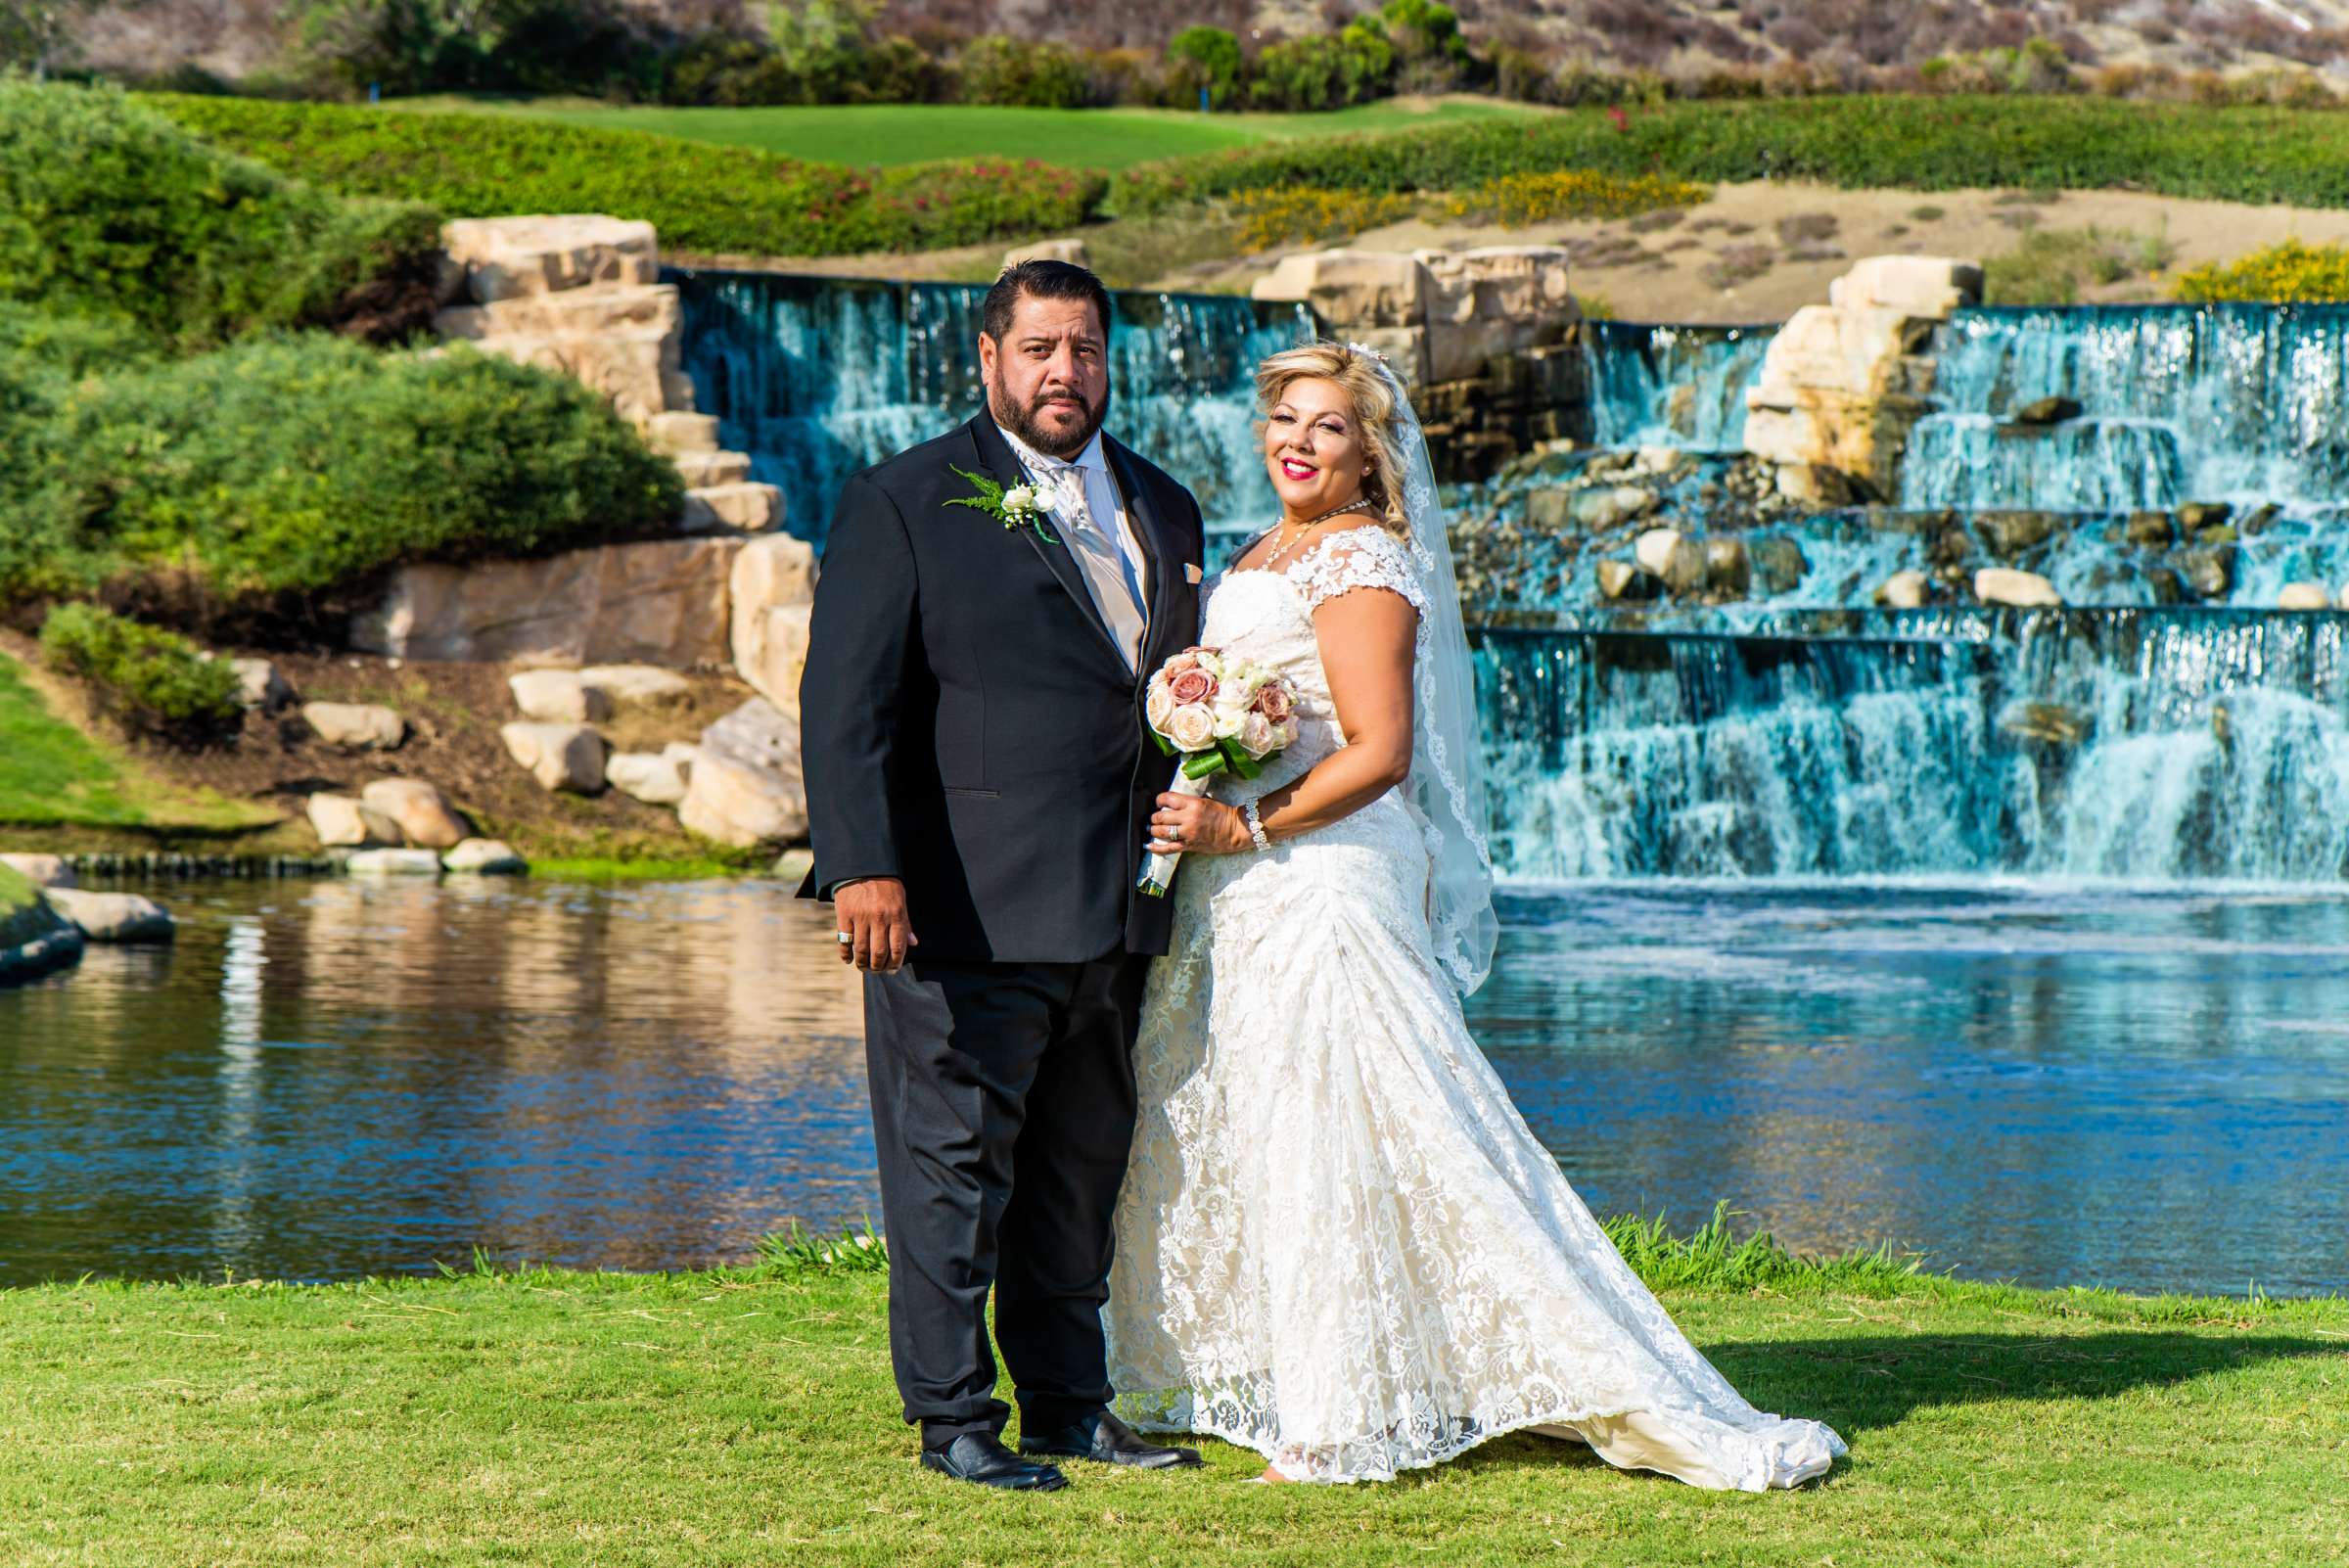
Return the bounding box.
[1579,320,1773,450]
[1479,609,2349,880]
[668,267,1314,545]
[1901,303,2349,512]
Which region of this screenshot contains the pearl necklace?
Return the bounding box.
[1256,496,1376,572]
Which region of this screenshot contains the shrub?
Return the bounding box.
[1445,169,1710,225]
[2173,239,2349,302]
[0,76,439,351]
[38,603,243,745]
[1228,188,1419,253]
[1984,224,2178,304]
[956,34,1089,109]
[294,0,657,100]
[1113,95,2349,216]
[144,93,1107,257]
[0,333,684,608]
[1165,25,1241,107]
[1247,28,1395,112]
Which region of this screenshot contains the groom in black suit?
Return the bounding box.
[799,260,1206,1491]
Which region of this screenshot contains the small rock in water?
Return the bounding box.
[2277,582,2330,611]
[508,669,614,725]
[0,853,74,889]
[679,698,806,847]
[2237,501,2280,535]
[1976,510,2059,559]
[2178,545,2235,600]
[1635,528,1706,594]
[500,721,608,794]
[1594,560,1664,602]
[1703,537,1752,597]
[1999,701,2091,748]
[2123,510,2175,548]
[2008,394,2083,426]
[306,793,404,848]
[443,838,528,876]
[44,888,174,943]
[302,701,406,751]
[1875,570,1930,609]
[2177,500,2234,532]
[1974,568,2062,608]
[1571,484,1659,533]
[1749,535,1809,596]
[346,849,444,877]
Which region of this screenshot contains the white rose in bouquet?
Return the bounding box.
[1165,703,1220,753]
[1237,711,1277,758]
[1144,681,1176,731]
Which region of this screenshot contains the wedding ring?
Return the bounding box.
[835,931,853,945]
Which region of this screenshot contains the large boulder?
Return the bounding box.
[644,412,720,455]
[2277,581,2331,611]
[44,888,175,944]
[306,793,403,848]
[360,779,469,851]
[1875,569,1931,609]
[439,215,661,303]
[0,853,73,890]
[679,697,806,848]
[352,537,745,667]
[302,702,406,751]
[508,669,615,724]
[1826,254,1986,317]
[731,533,819,717]
[347,849,446,877]
[500,722,607,794]
[1250,249,1430,328]
[0,864,81,986]
[680,482,785,535]
[1634,528,1706,595]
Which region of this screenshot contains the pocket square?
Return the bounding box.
[1184,563,1204,584]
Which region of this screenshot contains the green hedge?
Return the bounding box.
[141,93,1109,257]
[0,77,440,351]
[1114,94,2349,213]
[0,332,684,605]
[38,603,244,744]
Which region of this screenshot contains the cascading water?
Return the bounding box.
[1578,320,1773,450]
[1901,302,2349,512]
[668,267,1313,545]
[668,271,2349,884]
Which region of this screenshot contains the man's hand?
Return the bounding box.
[834,877,917,972]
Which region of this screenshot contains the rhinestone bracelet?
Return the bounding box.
[1243,799,1271,852]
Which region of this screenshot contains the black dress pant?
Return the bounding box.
[862,948,1147,1447]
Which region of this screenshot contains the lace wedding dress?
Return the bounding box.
[1103,523,1847,1489]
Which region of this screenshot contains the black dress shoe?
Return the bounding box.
[1020,1408,1203,1469]
[920,1432,1069,1491]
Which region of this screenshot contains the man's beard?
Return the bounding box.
[990,380,1110,460]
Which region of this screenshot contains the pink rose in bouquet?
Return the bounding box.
[1138,645,1302,896]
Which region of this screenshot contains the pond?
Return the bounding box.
[3,875,2343,1297]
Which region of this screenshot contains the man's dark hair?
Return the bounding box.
[981,258,1113,345]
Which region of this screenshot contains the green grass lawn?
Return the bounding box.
[5,1227,2343,1566]
[383,95,1542,171]
[0,651,269,834]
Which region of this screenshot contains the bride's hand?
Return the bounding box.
[1148,793,1254,856]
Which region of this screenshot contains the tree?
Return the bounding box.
[1166,23,1240,106]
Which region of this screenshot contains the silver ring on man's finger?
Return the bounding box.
[836,931,853,945]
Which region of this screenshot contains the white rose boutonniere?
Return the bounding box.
[945,465,1059,545]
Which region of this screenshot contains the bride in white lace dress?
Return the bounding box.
[1104,341,1846,1490]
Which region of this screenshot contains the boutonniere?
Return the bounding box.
[945,465,1059,545]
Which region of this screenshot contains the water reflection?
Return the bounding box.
[3,877,2343,1297]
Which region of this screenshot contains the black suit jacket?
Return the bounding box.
[797,414,1205,962]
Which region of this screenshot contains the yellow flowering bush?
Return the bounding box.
[1446,170,1711,226]
[2172,240,2349,303]
[1228,187,1420,253]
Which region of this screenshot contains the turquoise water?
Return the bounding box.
[3,875,2341,1298]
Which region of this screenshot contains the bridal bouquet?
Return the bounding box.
[1137,647,1301,897]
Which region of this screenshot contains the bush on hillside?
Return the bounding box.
[1445,170,1711,225]
[1247,27,1396,112]
[2172,240,2349,303]
[0,75,439,351]
[956,35,1090,109]
[0,334,684,610]
[1164,25,1242,107]
[38,603,243,745]
[1113,95,2349,216]
[144,93,1107,257]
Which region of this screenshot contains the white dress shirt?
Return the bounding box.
[998,423,1151,641]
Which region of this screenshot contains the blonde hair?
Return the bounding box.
[1255,340,1409,536]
